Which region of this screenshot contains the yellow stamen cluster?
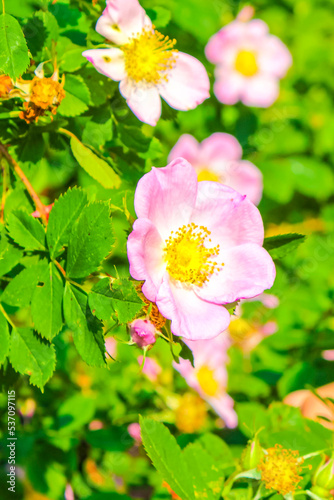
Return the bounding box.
[235,50,258,77]
[19,77,65,124]
[228,318,254,342]
[175,393,207,433]
[258,444,304,496]
[123,26,178,84]
[197,168,220,183]
[197,366,219,397]
[0,75,13,98]
[164,223,222,287]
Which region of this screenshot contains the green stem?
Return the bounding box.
[0,158,9,224]
[0,303,16,330]
[2,0,5,15]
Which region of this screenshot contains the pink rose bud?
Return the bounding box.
[130,319,156,348]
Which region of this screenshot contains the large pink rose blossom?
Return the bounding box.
[82,0,210,126]
[205,15,292,107]
[169,133,263,205]
[174,334,237,427]
[127,159,275,340]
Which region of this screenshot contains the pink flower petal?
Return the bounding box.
[119,80,162,126]
[197,244,276,304]
[209,394,238,428]
[258,35,292,78]
[222,159,263,205]
[127,218,165,302]
[133,159,198,239]
[159,52,210,111]
[247,19,269,38]
[168,134,200,164]
[205,22,245,63]
[241,74,280,107]
[82,48,126,81]
[96,0,151,45]
[156,275,231,340]
[214,70,245,105]
[191,181,264,248]
[199,132,242,162]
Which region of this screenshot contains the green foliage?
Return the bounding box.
[7,210,46,251]
[9,328,56,390]
[0,309,9,365]
[263,233,306,259]
[58,74,91,117]
[0,13,29,78]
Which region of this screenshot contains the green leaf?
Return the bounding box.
[0,310,9,366]
[197,433,234,468]
[139,416,193,500]
[173,338,195,368]
[0,233,23,277]
[146,6,172,28]
[263,233,306,259]
[7,210,46,251]
[66,202,114,279]
[47,187,88,258]
[63,283,106,367]
[0,13,30,79]
[89,278,144,324]
[58,74,90,117]
[0,261,45,307]
[9,328,56,390]
[70,136,121,189]
[31,261,64,340]
[57,394,95,433]
[182,442,225,500]
[118,124,151,153]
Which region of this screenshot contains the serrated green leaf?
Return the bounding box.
[173,338,195,368]
[31,261,64,340]
[118,124,151,153]
[0,261,45,307]
[0,310,9,366]
[139,416,193,500]
[89,278,144,324]
[0,233,23,277]
[9,328,56,390]
[47,187,88,258]
[63,282,106,367]
[263,233,306,259]
[7,210,46,251]
[197,433,234,468]
[182,442,225,500]
[24,10,59,57]
[66,202,114,279]
[58,74,90,117]
[0,14,30,79]
[70,136,121,189]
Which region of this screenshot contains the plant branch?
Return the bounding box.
[0,142,48,225]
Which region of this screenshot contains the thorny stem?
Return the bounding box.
[0,143,48,225]
[0,158,8,224]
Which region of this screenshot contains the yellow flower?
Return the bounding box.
[258,444,305,496]
[175,393,207,433]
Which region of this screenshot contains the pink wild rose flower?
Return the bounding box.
[130,318,156,348]
[174,333,237,427]
[127,159,275,340]
[169,132,263,205]
[82,0,210,126]
[205,15,292,107]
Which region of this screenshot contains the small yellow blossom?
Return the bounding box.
[258,444,305,496]
[175,393,207,433]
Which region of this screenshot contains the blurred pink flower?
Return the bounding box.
[82,0,209,126]
[105,336,117,359]
[89,420,104,430]
[65,484,75,500]
[205,16,292,107]
[128,422,142,443]
[130,318,156,348]
[127,159,275,340]
[322,350,334,361]
[174,333,237,427]
[169,133,263,205]
[138,356,162,382]
[18,398,36,419]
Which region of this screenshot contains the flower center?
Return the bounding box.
[235,50,258,77]
[176,393,207,433]
[0,75,12,98]
[228,318,255,342]
[197,168,220,183]
[30,77,65,110]
[197,366,219,397]
[258,444,304,496]
[164,223,221,287]
[122,27,178,85]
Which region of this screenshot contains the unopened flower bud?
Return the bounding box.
[130,319,156,348]
[241,435,265,470]
[312,454,334,495]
